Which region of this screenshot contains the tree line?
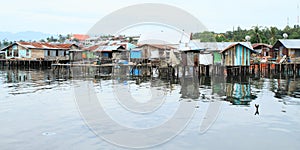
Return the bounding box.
[193,25,300,45]
[0,34,73,49]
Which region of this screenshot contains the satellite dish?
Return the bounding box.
[245,35,251,42]
[283,33,288,39]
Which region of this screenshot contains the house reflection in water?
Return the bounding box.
[4,69,56,84]
[211,76,226,97]
[273,76,300,100]
[5,70,30,83]
[224,76,257,105]
[180,76,200,99]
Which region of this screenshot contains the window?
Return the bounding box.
[13,50,19,57]
[51,50,56,57]
[8,49,12,57]
[12,45,17,50]
[26,50,30,57]
[59,50,65,56]
[295,50,300,57]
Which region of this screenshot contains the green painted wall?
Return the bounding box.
[213,52,222,64]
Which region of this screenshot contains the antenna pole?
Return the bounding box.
[297,4,300,27]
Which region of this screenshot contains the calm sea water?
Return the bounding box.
[0,68,300,150]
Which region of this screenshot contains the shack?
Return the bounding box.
[97,45,126,62]
[220,42,255,75]
[273,39,300,63]
[1,42,79,61]
[179,43,204,76]
[252,43,274,63]
[192,41,253,75]
[69,49,84,62]
[130,48,143,63]
[137,44,177,66]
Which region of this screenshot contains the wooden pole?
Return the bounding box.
[280,63,282,73]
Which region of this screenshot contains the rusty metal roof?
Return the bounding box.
[0,42,77,51]
[17,42,77,50]
[83,45,100,51]
[252,43,272,49]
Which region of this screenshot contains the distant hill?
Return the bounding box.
[0,31,52,41]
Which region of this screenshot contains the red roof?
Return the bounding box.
[17,42,77,50]
[72,34,90,41]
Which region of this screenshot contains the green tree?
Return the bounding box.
[193,31,216,42]
[58,34,66,43]
[46,36,58,42]
[2,40,10,47]
[215,34,229,42]
[250,26,263,43]
[270,26,278,44]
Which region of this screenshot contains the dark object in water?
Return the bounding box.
[255,104,259,115]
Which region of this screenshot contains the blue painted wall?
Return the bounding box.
[224,44,251,66]
[130,51,142,59]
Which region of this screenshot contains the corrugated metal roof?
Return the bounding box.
[96,46,125,52]
[252,43,272,49]
[120,43,137,50]
[83,42,134,51]
[220,42,255,53]
[278,39,300,49]
[178,42,205,52]
[2,42,75,50]
[138,44,177,50]
[83,45,100,51]
[109,40,121,45]
[191,41,253,51]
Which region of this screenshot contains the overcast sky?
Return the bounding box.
[0,0,299,34]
